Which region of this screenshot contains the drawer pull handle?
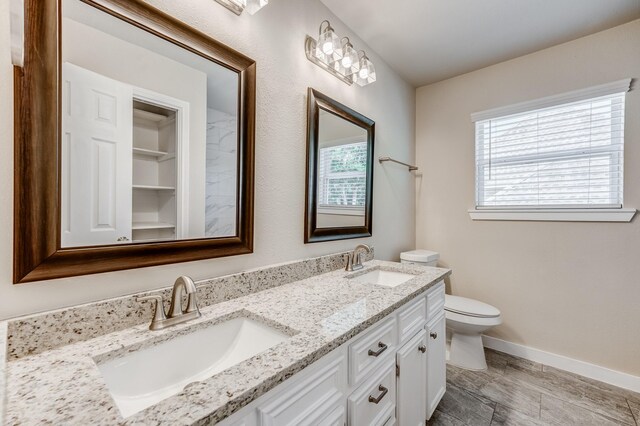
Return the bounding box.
[368,342,388,357]
[430,332,438,339]
[368,385,388,404]
[418,345,426,353]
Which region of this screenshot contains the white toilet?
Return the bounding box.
[444,295,501,370]
[400,249,502,371]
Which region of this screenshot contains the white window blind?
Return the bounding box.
[318,141,367,209]
[475,92,626,209]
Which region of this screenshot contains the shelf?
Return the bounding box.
[132,222,176,230]
[133,148,175,162]
[132,185,175,191]
[133,108,171,123]
[132,237,176,243]
[133,147,168,157]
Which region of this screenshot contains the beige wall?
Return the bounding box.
[416,20,640,376]
[0,0,416,319]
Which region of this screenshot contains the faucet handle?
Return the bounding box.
[137,295,167,323]
[344,252,354,272]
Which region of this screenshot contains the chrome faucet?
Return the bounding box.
[344,244,372,272]
[137,276,201,331]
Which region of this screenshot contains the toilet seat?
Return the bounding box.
[445,295,500,318]
[445,310,502,327]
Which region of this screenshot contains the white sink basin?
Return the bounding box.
[97,317,290,417]
[352,269,416,288]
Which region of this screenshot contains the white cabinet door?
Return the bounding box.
[258,354,346,426]
[61,62,133,247]
[396,330,427,426]
[426,312,446,419]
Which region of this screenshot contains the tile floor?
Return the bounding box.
[428,349,640,425]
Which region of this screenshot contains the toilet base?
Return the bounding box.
[447,332,487,371]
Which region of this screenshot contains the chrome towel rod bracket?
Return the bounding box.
[379,156,418,171]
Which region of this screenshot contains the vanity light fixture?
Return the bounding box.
[355,51,377,87]
[305,20,376,87]
[214,0,268,16]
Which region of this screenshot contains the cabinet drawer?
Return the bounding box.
[348,359,396,426]
[397,295,427,344]
[317,405,346,426]
[383,415,397,426]
[426,281,445,319]
[258,354,346,426]
[349,316,397,386]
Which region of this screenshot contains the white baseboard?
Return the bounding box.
[482,335,640,394]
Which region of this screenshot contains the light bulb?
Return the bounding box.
[359,68,369,79]
[322,41,334,55]
[341,57,352,68]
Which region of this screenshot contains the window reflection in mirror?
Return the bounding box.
[317,110,368,228]
[61,0,238,247]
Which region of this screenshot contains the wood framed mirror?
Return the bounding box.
[305,88,374,243]
[14,0,256,283]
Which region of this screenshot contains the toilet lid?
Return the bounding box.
[445,295,500,318]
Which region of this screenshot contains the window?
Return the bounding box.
[318,141,367,213]
[470,79,634,221]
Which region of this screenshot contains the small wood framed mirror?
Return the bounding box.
[305,88,375,243]
[13,0,256,283]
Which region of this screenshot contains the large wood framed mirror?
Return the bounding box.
[305,88,374,243]
[14,0,255,283]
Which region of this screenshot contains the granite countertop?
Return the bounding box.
[2,260,450,425]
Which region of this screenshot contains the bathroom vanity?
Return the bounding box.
[1,257,450,425]
[219,271,447,426]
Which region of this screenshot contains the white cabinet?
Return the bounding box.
[347,359,396,426]
[426,312,446,419]
[257,354,347,426]
[348,317,397,386]
[220,280,447,426]
[396,330,427,426]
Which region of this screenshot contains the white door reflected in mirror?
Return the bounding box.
[60,0,239,247]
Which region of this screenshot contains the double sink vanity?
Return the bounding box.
[1,253,450,425]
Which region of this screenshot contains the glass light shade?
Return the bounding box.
[215,0,246,14]
[245,0,268,15]
[315,27,343,65]
[334,42,360,77]
[355,56,376,86]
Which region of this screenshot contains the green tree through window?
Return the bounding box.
[318,141,367,208]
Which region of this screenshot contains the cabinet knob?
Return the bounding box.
[430,331,438,339]
[418,345,426,353]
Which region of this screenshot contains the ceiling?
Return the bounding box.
[320,0,640,87]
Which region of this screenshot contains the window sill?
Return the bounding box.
[468,208,636,222]
[318,207,365,216]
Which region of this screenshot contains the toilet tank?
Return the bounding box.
[400,249,439,267]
